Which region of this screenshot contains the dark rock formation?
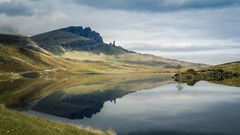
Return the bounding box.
[60,26,103,43]
[31,26,130,55]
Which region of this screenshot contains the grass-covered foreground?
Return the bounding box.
[0,105,114,135]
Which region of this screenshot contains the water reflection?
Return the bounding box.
[1,73,240,135]
[176,82,183,91]
[28,81,240,135]
[0,73,173,119]
[127,130,226,135]
[174,73,240,88]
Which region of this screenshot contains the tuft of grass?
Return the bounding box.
[0,105,114,135]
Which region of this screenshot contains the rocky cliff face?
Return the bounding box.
[31,26,130,55]
[60,26,104,43]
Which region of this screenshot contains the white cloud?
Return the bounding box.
[0,0,239,64]
[0,0,11,4]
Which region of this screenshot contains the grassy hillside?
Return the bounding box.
[0,33,206,76]
[174,61,240,87]
[209,61,240,73]
[0,33,77,73]
[63,51,206,70]
[0,34,169,75]
[0,43,158,74]
[0,105,114,135]
[31,26,206,69]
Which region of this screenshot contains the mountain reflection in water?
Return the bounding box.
[1,73,240,135]
[0,73,173,119]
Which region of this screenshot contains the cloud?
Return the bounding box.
[72,0,240,12]
[124,42,240,52]
[0,0,56,16]
[0,0,239,64]
[138,48,240,65]
[2,0,237,14]
[0,1,34,16]
[0,24,18,34]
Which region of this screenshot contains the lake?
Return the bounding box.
[1,73,240,135]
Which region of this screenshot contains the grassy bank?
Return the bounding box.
[173,66,240,87]
[0,105,114,135]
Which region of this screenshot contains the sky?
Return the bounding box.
[0,0,240,65]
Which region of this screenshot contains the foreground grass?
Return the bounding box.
[0,105,114,135]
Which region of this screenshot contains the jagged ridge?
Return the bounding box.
[31,26,130,55]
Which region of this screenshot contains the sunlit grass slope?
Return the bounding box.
[0,34,166,74]
[0,34,208,76]
[0,105,114,135]
[63,51,206,70]
[209,61,240,73]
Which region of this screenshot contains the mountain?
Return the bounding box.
[0,34,168,74]
[0,26,207,76]
[31,26,206,69]
[31,26,130,55]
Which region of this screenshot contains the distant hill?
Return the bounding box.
[209,61,240,73]
[174,61,240,87]
[31,26,130,55]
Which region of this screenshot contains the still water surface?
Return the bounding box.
[1,74,240,135]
